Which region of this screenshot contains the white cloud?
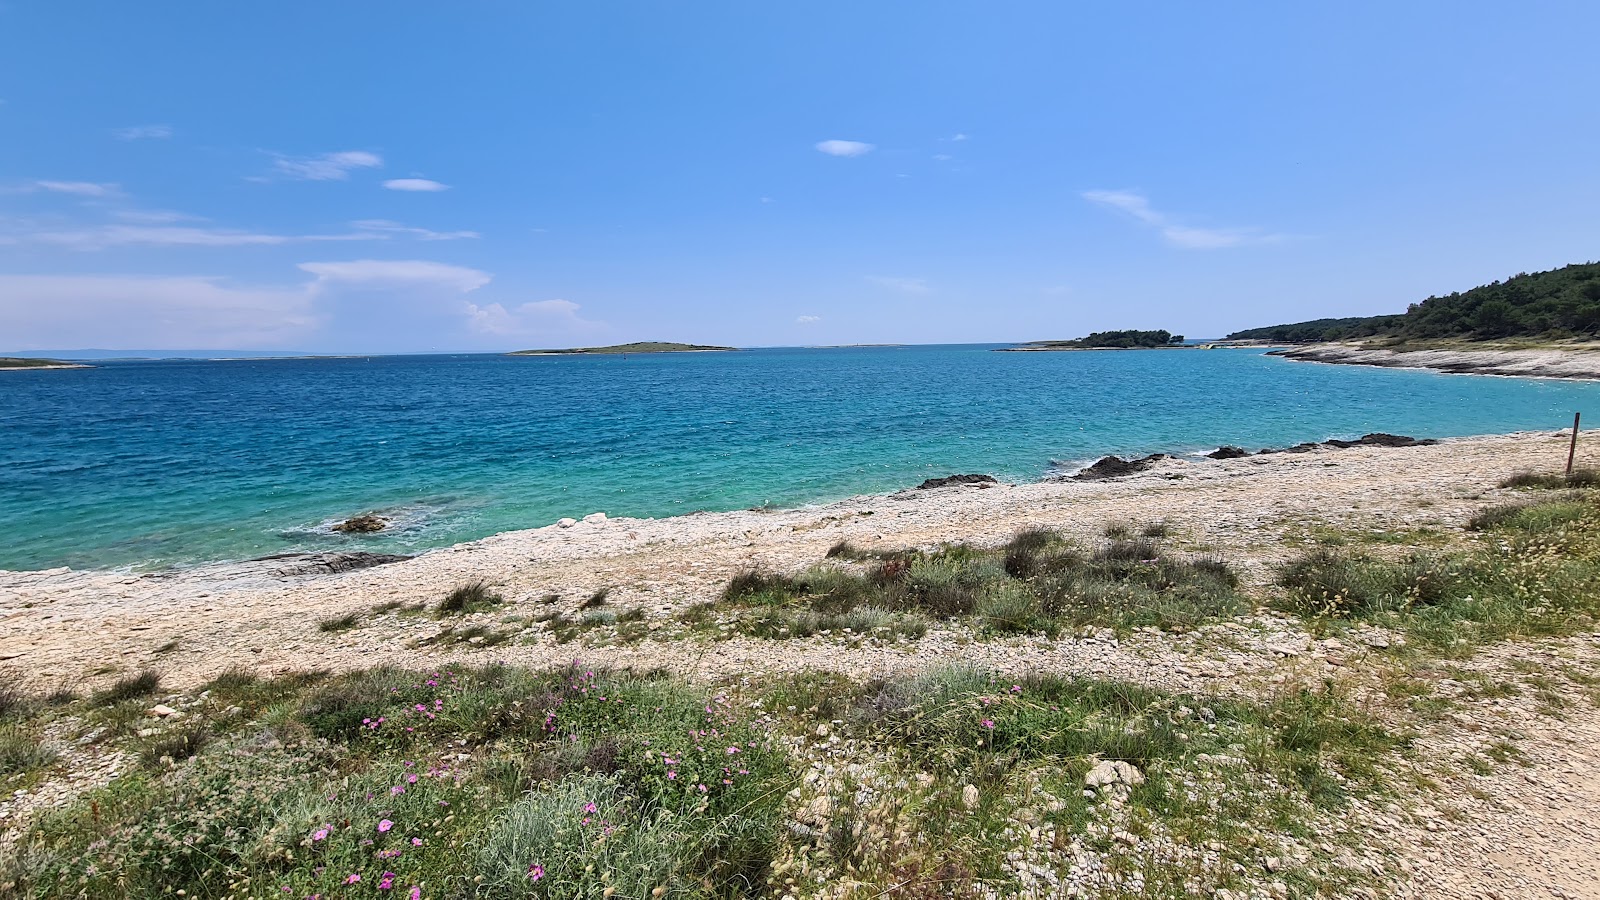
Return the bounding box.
[350,219,478,241]
[271,150,383,181]
[0,274,317,350]
[464,298,603,337]
[383,178,449,192]
[1082,189,1284,249]
[866,275,929,294]
[114,124,172,141]
[298,259,493,294]
[932,153,952,161]
[950,133,969,141]
[29,180,122,197]
[111,208,204,224]
[795,315,821,324]
[815,140,874,158]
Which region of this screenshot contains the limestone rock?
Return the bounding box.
[961,784,980,809]
[582,512,608,524]
[1084,760,1145,789]
[557,518,578,528]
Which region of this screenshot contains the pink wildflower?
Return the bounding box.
[981,719,996,729]
[378,819,394,833]
[378,872,396,890]
[411,837,424,846]
[527,863,546,881]
[344,874,361,885]
[409,889,421,900]
[583,802,598,813]
[312,827,330,842]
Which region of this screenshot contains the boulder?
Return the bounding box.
[556,518,578,529]
[582,512,608,524]
[1084,760,1145,789]
[916,474,998,490]
[1072,454,1168,481]
[332,514,387,534]
[1207,446,1250,460]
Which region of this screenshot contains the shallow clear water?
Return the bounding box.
[2,346,1595,571]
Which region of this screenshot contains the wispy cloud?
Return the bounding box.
[298,259,493,293]
[815,139,874,158]
[866,275,929,294]
[1082,189,1284,249]
[383,178,449,192]
[350,219,477,241]
[27,180,123,198]
[795,315,821,324]
[114,124,172,141]
[948,133,969,142]
[14,218,476,250]
[270,150,383,181]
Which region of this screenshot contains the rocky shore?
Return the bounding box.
[4,429,1599,897]
[1271,341,1600,380]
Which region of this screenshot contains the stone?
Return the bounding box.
[1207,446,1251,460]
[148,704,177,717]
[243,552,413,577]
[1071,454,1169,481]
[332,514,387,534]
[916,474,998,490]
[582,512,608,524]
[1084,760,1145,789]
[557,518,578,528]
[961,784,980,809]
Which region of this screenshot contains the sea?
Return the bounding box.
[3,345,1596,572]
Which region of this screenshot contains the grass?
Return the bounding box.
[1276,495,1600,651]
[91,670,161,706]
[317,611,361,632]
[716,527,1247,639]
[0,661,1410,899]
[437,580,503,615]
[1500,468,1600,489]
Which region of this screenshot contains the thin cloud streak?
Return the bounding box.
[270,150,383,181]
[1082,189,1285,249]
[383,178,449,192]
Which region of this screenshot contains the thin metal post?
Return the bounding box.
[1567,412,1581,476]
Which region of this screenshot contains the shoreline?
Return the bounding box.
[0,428,1582,687]
[1270,342,1600,380]
[0,427,1507,578]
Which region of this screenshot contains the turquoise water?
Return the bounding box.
[2,346,1595,572]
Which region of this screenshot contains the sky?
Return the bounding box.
[2,2,1598,353]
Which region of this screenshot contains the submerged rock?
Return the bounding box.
[916,474,998,490]
[1072,454,1168,481]
[1207,446,1251,460]
[332,514,388,534]
[246,552,413,577]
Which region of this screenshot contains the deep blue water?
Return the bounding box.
[2,345,1595,572]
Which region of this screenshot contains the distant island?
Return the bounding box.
[998,330,1186,351]
[0,357,91,370]
[507,341,738,356]
[1228,262,1600,345]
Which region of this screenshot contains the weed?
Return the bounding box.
[317,612,361,632]
[580,587,611,609]
[92,670,161,706]
[0,725,57,776]
[438,580,503,615]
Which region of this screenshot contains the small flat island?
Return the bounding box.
[0,356,92,370]
[507,341,738,356]
[997,329,1186,351]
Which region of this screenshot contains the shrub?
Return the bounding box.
[580,588,611,609]
[138,724,212,768]
[1500,469,1600,489]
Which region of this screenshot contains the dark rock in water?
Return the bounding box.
[333,514,388,534]
[1207,446,1251,460]
[916,473,999,490]
[1072,454,1168,481]
[251,552,413,577]
[1325,432,1438,449]
[1283,442,1322,454]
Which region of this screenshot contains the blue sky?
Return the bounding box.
[2,2,1598,353]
